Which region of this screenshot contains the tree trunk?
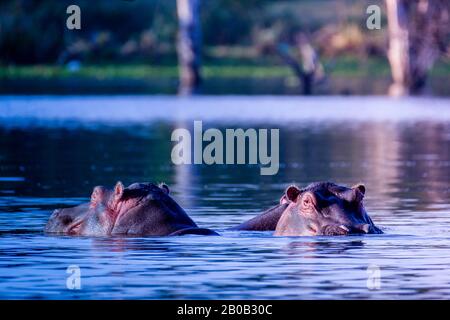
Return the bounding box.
[386,0,410,96]
[276,34,324,95]
[386,0,449,96]
[176,0,202,95]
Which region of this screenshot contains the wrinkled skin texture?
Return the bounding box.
[274,182,383,236]
[45,182,218,236]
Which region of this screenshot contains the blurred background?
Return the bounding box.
[0,0,449,95]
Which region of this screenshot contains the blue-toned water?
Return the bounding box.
[0,96,450,299]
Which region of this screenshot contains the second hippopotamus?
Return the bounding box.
[233,181,383,236]
[45,182,218,236]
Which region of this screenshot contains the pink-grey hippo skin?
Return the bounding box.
[45,182,218,236]
[230,194,290,231]
[234,182,383,236]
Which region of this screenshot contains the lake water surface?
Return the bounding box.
[0,96,450,299]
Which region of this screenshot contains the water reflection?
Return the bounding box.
[284,239,366,257]
[0,97,449,299]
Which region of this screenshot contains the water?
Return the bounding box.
[0,96,450,299]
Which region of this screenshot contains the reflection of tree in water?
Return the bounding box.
[0,124,175,198]
[396,122,450,210]
[281,122,400,189]
[1,119,448,214]
[280,121,449,212]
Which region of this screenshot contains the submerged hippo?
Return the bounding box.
[234,182,382,236]
[230,194,290,231]
[45,182,218,236]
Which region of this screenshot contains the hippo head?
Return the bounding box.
[274,182,382,236]
[45,182,196,236]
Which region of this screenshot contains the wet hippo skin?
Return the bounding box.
[45,182,219,236]
[233,182,382,236]
[230,194,290,231]
[274,182,383,236]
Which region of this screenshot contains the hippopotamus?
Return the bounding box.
[230,194,290,231]
[45,182,218,236]
[233,182,383,236]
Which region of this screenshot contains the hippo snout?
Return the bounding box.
[322,223,373,235]
[322,225,351,236]
[44,210,59,232]
[45,208,72,233]
[51,209,60,217]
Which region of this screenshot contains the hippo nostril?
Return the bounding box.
[322,225,349,235]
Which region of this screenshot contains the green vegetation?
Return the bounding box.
[0,56,400,80]
[1,0,448,94]
[4,56,449,79]
[1,0,385,65]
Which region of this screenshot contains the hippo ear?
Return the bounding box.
[159,183,170,195]
[279,194,289,205]
[114,181,124,200]
[285,185,301,202]
[352,183,366,196]
[90,186,104,208]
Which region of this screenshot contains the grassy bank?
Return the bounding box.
[0,56,393,79]
[1,56,449,95]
